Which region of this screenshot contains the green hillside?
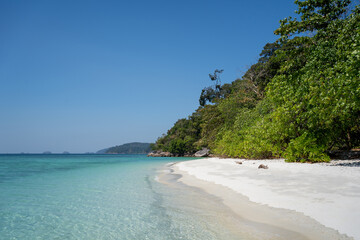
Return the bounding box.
[99,142,152,154]
[153,0,360,162]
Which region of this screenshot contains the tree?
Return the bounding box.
[153,0,360,162]
[199,69,231,106]
[275,0,351,40]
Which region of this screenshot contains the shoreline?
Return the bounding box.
[170,158,360,240]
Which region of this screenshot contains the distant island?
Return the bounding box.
[97,142,152,154]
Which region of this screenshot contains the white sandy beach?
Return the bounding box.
[173,158,360,240]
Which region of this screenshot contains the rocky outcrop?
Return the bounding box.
[194,148,210,157]
[147,151,173,157]
[148,148,212,157]
[183,153,194,157]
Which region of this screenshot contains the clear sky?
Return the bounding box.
[0,0,296,153]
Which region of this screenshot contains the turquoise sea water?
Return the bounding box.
[0,154,242,240]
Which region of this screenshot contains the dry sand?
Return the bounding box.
[172,158,360,240]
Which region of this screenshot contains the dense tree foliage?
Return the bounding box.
[199,69,233,106]
[154,0,360,162]
[154,112,202,155]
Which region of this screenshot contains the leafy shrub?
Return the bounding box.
[283,133,330,162]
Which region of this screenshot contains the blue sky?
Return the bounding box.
[0,0,296,153]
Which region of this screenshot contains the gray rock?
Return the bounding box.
[258,164,268,169]
[162,152,172,157]
[183,154,194,157]
[195,148,210,157]
[147,151,173,157]
[147,151,156,157]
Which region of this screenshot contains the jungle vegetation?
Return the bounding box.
[153,0,360,162]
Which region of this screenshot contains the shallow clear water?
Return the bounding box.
[0,154,242,240]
